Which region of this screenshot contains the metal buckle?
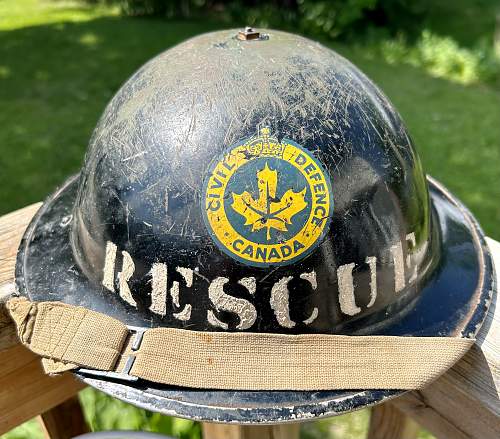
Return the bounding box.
[77,326,147,382]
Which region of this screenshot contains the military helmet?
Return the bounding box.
[13,28,494,423]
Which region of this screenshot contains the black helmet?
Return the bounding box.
[15,28,494,423]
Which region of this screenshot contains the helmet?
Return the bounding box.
[14,28,494,423]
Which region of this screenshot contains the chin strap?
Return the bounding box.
[6,297,474,390]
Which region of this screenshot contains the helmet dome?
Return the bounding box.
[69,29,432,334]
[16,27,493,423]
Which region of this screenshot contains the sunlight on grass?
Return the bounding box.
[80,388,202,438]
[0,66,10,78]
[0,1,498,439]
[79,31,100,47]
[0,0,119,31]
[1,419,43,439]
[374,30,500,85]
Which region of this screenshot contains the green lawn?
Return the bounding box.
[0,1,499,438]
[1,1,498,239]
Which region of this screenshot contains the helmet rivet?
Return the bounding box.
[237,26,261,41]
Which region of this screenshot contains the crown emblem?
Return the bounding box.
[245,127,284,158]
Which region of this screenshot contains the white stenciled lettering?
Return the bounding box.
[102,241,117,292]
[207,277,257,330]
[171,267,193,321]
[174,305,192,321]
[300,271,318,325]
[118,251,136,307]
[207,309,228,329]
[366,256,377,308]
[150,263,167,316]
[337,263,361,316]
[150,265,193,320]
[300,271,317,289]
[270,276,295,328]
[103,232,421,327]
[270,272,319,328]
[391,241,405,293]
[238,277,256,295]
[303,307,319,325]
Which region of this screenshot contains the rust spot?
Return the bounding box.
[197,333,213,343]
[237,27,261,41]
[207,357,214,365]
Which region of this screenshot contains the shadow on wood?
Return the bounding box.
[202,423,300,439]
[367,403,419,439]
[0,205,499,439]
[38,395,89,439]
[391,238,500,439]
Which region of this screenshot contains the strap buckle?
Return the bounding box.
[77,326,146,382]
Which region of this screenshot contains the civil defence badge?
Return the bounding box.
[202,127,333,267]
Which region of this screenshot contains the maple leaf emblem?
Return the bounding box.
[231,163,308,241]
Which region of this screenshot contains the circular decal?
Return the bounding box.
[202,127,333,267]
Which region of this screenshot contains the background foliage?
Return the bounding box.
[88,0,500,84]
[0,0,499,438]
[95,0,429,37]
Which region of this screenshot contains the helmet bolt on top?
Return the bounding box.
[10,28,495,423]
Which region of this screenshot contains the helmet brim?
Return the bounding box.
[15,174,494,423]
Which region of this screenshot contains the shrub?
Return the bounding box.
[82,0,500,84]
[88,0,432,39]
[378,30,500,85]
[296,0,378,39]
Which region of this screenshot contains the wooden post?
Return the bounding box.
[202,423,300,439]
[390,238,500,439]
[367,403,419,439]
[0,343,86,435]
[0,204,499,438]
[0,204,87,436]
[38,396,89,439]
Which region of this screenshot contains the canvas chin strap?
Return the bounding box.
[6,297,474,391]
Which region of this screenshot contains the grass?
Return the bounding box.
[0,1,499,438]
[342,46,500,237]
[1,1,498,238]
[423,0,499,48]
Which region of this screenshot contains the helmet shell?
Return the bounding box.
[15,28,494,423]
[70,29,432,334]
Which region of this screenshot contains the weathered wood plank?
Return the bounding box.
[0,203,41,350]
[0,202,41,292]
[367,403,419,439]
[392,237,500,439]
[0,205,498,437]
[0,344,85,435]
[38,395,89,439]
[0,204,86,435]
[202,423,300,439]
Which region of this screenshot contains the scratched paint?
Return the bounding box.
[67,29,434,336]
[15,28,494,424]
[100,231,415,330]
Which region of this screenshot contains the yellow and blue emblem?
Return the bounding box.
[202,128,333,267]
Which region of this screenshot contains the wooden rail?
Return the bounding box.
[389,233,500,439]
[0,204,88,437]
[0,204,498,438]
